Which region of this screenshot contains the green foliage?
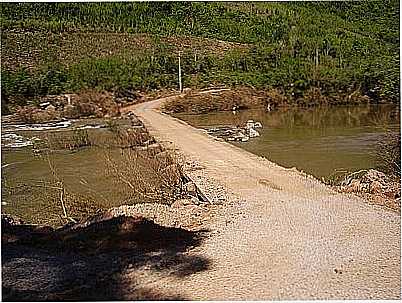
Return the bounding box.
[1,65,68,112]
[1,1,399,105]
[67,55,178,91]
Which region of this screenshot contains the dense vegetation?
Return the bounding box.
[1,1,399,113]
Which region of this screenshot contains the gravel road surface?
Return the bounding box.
[122,96,401,300]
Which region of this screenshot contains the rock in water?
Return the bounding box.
[363,169,387,183]
[248,128,260,138]
[246,120,255,130]
[240,135,249,142]
[39,102,50,109]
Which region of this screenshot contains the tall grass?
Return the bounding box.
[376,132,401,177]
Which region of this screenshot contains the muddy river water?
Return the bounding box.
[1,118,144,226]
[175,104,400,179]
[1,104,400,225]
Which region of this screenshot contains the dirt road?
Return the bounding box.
[124,96,400,300]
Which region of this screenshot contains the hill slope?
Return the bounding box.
[1,1,399,113]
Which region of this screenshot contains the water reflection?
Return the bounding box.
[176,104,400,178]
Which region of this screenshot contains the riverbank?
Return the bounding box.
[332,169,400,213]
[2,89,171,124]
[162,86,375,115]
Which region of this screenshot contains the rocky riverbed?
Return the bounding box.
[206,119,262,142]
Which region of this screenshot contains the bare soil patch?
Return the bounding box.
[2,210,210,301]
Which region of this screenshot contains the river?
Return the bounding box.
[1,118,145,226]
[175,104,400,179]
[1,104,399,225]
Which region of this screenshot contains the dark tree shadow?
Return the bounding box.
[2,214,211,301]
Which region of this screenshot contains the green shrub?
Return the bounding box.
[1,2,399,106]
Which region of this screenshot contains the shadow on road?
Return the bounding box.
[2,215,211,301]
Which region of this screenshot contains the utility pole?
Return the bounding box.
[178,51,183,93]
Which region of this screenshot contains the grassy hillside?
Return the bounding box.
[1,1,399,113]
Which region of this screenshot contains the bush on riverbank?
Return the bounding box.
[0,47,392,114]
[162,86,372,114]
[163,87,266,114]
[375,132,401,177]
